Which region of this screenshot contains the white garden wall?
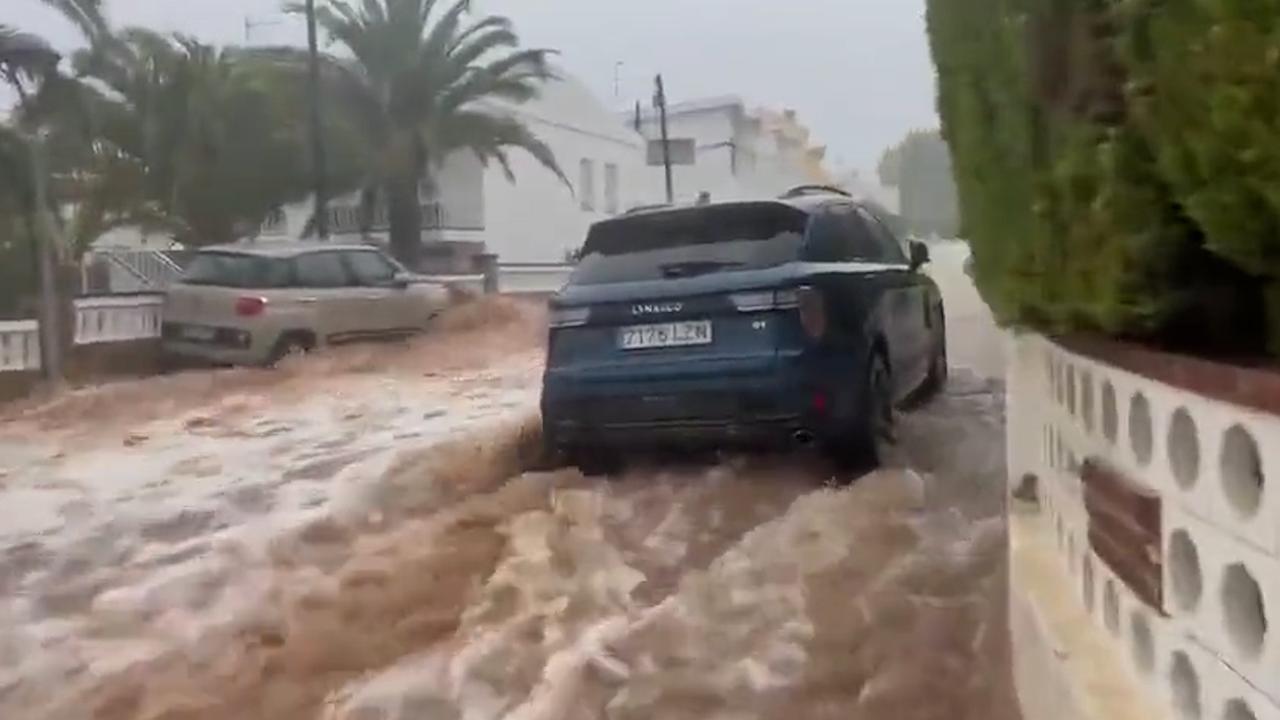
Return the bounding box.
[1008,333,1280,720]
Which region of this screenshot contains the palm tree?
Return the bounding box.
[60,30,340,247]
[285,0,566,265]
[0,0,110,380]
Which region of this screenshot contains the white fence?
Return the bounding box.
[1,264,574,373]
[74,296,165,346]
[1008,333,1280,720]
[0,321,41,372]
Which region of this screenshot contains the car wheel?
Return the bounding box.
[570,448,622,478]
[831,351,896,472]
[925,326,948,396]
[268,335,312,367]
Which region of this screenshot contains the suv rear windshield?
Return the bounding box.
[570,203,808,285]
[182,252,292,288]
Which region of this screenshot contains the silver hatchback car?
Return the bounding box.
[162,242,450,366]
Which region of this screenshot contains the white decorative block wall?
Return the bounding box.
[1010,333,1280,720]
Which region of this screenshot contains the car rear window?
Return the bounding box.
[570,203,808,285]
[181,252,292,288]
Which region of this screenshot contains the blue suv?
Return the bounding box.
[541,186,947,471]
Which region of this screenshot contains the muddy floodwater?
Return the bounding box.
[0,243,1017,719]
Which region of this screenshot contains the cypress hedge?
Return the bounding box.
[926,0,1280,355]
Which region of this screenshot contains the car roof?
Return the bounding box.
[197,241,382,258]
[616,192,853,222]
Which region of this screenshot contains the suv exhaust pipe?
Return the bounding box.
[793,429,816,447]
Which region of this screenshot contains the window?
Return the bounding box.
[860,209,909,264]
[344,250,399,286]
[804,205,901,263]
[182,252,292,288]
[294,252,351,288]
[804,211,852,262]
[579,159,596,211]
[571,204,807,285]
[604,163,619,214]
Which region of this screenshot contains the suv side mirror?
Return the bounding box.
[909,241,930,271]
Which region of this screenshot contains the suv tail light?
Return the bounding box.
[730,289,800,312]
[235,296,268,317]
[796,286,827,340]
[549,306,590,328]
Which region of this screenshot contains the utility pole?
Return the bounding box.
[304,0,329,239]
[654,74,674,204]
[29,141,63,383]
[613,61,623,101]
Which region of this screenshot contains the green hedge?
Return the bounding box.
[927,0,1280,354]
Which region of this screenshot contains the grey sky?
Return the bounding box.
[9,0,940,175]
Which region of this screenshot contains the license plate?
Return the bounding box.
[181,325,216,342]
[618,320,713,350]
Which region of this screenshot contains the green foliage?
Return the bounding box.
[927,0,1279,353]
[276,0,567,264]
[876,129,959,238]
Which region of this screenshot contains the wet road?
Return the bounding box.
[0,241,1016,720]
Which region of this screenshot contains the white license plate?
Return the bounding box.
[618,320,713,350]
[181,325,216,341]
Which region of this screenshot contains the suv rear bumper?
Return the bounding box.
[541,352,868,451]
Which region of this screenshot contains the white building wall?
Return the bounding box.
[482,122,649,262]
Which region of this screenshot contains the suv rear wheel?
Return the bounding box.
[829,350,895,471]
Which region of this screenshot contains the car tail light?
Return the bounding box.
[796,286,827,340]
[730,289,800,312]
[235,296,268,317]
[549,306,589,328]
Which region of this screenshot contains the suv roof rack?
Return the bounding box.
[780,184,852,199]
[624,202,674,215]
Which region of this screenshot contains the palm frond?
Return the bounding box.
[39,0,108,43]
[436,109,566,187]
[0,25,60,88]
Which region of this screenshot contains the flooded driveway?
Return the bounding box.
[0,243,1016,720]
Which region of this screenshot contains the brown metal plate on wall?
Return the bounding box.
[1081,458,1165,614]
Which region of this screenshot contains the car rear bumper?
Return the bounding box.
[161,339,269,366]
[541,355,866,450]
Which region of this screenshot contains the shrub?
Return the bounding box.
[927,0,1279,355]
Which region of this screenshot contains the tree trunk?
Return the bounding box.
[29,145,64,384]
[387,176,422,269]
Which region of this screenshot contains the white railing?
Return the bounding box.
[498,264,573,295]
[95,249,184,292]
[73,295,165,345]
[0,321,40,372]
[1008,333,1280,720]
[2,263,575,373]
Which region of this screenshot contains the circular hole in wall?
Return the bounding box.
[1102,381,1119,444]
[1131,611,1156,675]
[1223,699,1258,720]
[1129,392,1154,467]
[1081,371,1096,433]
[1169,530,1204,613]
[1083,556,1096,613]
[1168,408,1201,490]
[1221,425,1265,520]
[1066,365,1078,416]
[1104,579,1120,635]
[1170,651,1203,720]
[1222,563,1268,661]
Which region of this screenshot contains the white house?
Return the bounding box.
[244,69,658,268]
[629,96,834,204]
[86,76,840,287]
